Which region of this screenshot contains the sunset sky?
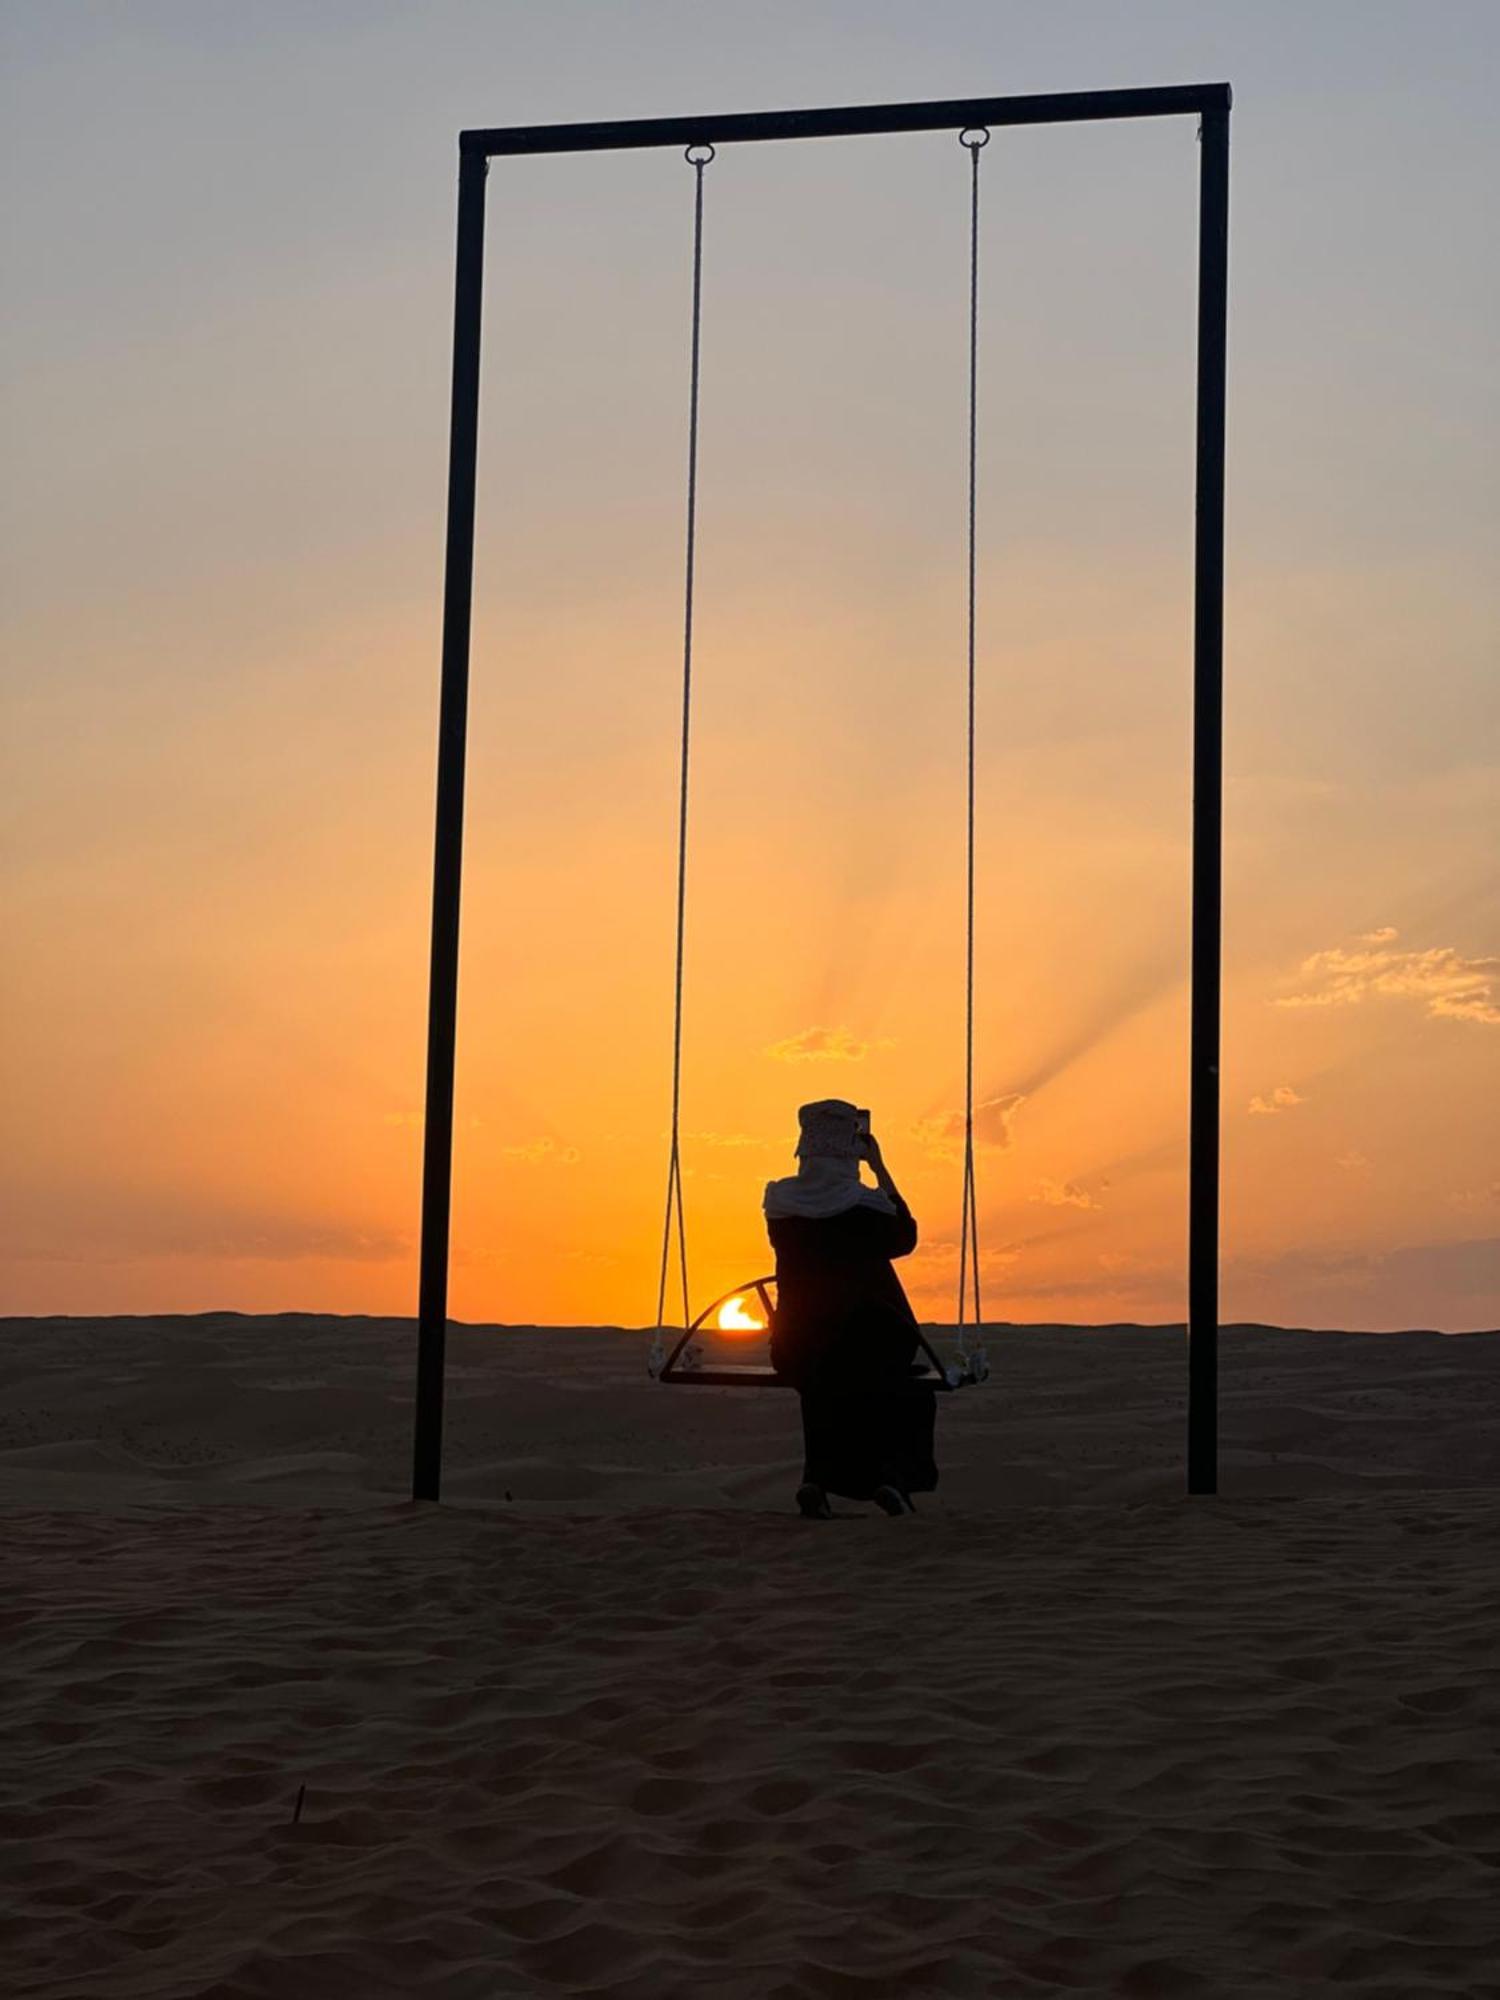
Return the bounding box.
[4,2,1496,1330]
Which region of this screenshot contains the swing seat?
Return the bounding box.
[653,1279,978,1390]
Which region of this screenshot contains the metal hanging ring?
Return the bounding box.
[959,127,990,150]
[685,142,716,166]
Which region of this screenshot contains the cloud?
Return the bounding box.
[906,1236,1023,1278]
[912,1092,1025,1161]
[969,1238,1498,1331]
[1248,1083,1307,1116]
[501,1137,580,1165]
[1223,1237,1500,1331]
[975,1264,1171,1309]
[766,1025,891,1063]
[1335,1149,1371,1172]
[7,1207,411,1266]
[201,1220,410,1263]
[683,1130,769,1150]
[1277,931,1500,1025]
[1031,1178,1101,1210]
[1448,1184,1500,1213]
[1359,927,1399,944]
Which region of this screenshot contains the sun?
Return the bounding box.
[717,1294,765,1333]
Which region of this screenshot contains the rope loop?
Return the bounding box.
[656,134,712,1335]
[955,110,985,1343]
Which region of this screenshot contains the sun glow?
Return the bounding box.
[717,1294,765,1334]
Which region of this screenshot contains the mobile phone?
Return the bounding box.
[855,1107,871,1137]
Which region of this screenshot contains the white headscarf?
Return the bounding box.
[763,1098,897,1222]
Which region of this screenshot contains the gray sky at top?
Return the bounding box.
[5,0,1494,611]
[4,0,1493,948]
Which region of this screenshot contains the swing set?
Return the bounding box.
[412,84,1232,1501]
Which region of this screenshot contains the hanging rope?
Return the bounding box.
[652,142,714,1369]
[956,127,988,1376]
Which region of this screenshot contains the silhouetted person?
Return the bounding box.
[764,1099,938,1517]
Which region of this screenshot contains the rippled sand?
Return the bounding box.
[5,1315,1498,1997]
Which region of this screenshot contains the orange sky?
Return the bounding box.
[3,4,1496,1330]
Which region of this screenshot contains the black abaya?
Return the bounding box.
[768,1194,938,1500]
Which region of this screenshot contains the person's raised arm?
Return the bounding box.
[864,1132,917,1256]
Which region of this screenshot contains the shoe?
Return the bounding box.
[873,1485,915,1516]
[796,1482,833,1519]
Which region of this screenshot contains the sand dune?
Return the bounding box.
[3,1312,1498,1513]
[4,1315,1499,1996]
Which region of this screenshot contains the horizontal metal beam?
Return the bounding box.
[463,83,1231,159]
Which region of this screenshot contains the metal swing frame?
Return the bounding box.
[412,83,1232,1502]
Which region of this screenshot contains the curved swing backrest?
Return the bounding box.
[654,1277,778,1382]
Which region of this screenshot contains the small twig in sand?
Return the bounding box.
[292,1783,306,1825]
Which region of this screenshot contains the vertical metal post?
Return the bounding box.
[413,147,488,1502]
[1188,103,1229,1495]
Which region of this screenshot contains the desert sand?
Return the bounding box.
[4,1313,1498,1997]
